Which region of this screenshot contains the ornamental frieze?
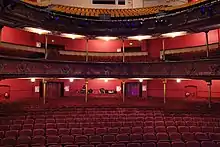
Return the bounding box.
[1,57,220,78]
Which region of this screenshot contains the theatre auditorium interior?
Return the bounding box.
[1,0,220,146]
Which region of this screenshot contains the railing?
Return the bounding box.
[0,55,220,79]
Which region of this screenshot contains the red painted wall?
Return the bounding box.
[0,78,220,103]
[1,27,145,52]
[147,79,220,99]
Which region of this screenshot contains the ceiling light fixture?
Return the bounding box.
[96,36,118,41]
[128,35,152,41]
[61,33,85,39]
[161,31,187,38]
[24,27,51,35]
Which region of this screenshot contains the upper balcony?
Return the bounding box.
[0,0,220,36]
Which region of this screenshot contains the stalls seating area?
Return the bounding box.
[21,0,206,18]
[0,107,220,147]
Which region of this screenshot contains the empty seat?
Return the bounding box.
[171,141,185,147]
[47,135,60,145]
[60,135,74,145]
[103,135,115,144]
[10,124,22,130]
[143,133,157,142]
[169,132,181,141]
[108,128,119,135]
[96,128,107,135]
[116,134,129,143]
[142,142,156,147]
[84,128,95,135]
[59,128,70,136]
[202,127,213,133]
[23,124,33,130]
[201,141,216,147]
[167,126,177,133]
[75,135,88,145]
[97,144,110,147]
[89,135,102,144]
[157,133,169,141]
[165,121,175,126]
[130,134,143,142]
[120,127,131,134]
[132,127,143,134]
[1,137,16,146]
[155,121,164,126]
[57,123,67,129]
[209,133,220,142]
[143,127,154,133]
[195,132,209,141]
[34,123,45,129]
[157,142,171,147]
[19,129,32,136]
[127,143,141,147]
[17,136,31,145]
[111,143,126,147]
[182,132,195,141]
[189,126,201,133]
[186,141,200,147]
[5,130,18,138]
[46,123,57,129]
[71,128,83,135]
[178,126,189,133]
[32,135,46,145]
[46,129,58,136]
[81,145,94,147]
[33,129,45,136]
[155,126,166,133]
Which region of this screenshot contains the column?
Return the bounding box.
[85,39,89,62]
[42,79,47,104]
[85,79,88,102]
[122,39,125,63]
[205,31,209,58]
[218,29,220,47]
[162,39,165,61]
[45,35,48,59]
[163,79,167,104]
[207,80,212,108]
[122,80,125,102]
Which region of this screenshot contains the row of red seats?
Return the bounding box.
[2,128,220,141]
[0,135,218,147]
[1,124,219,134]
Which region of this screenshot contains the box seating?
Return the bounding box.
[1,108,220,146]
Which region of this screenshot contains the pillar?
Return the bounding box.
[45,35,48,59]
[207,80,212,108]
[122,39,125,62]
[162,39,165,61]
[122,80,125,102]
[218,29,220,47]
[42,79,47,104]
[85,79,88,102]
[163,79,167,104]
[85,39,89,62]
[205,31,209,58]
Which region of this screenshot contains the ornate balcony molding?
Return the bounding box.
[0,56,219,79]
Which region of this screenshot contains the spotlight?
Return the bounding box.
[176,79,181,83]
[104,79,108,83]
[69,78,74,82]
[31,78,35,83]
[139,79,143,83]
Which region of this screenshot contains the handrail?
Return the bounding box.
[0,42,148,57]
[160,42,219,55]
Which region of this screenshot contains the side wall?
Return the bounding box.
[1,27,219,60]
[0,79,219,102]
